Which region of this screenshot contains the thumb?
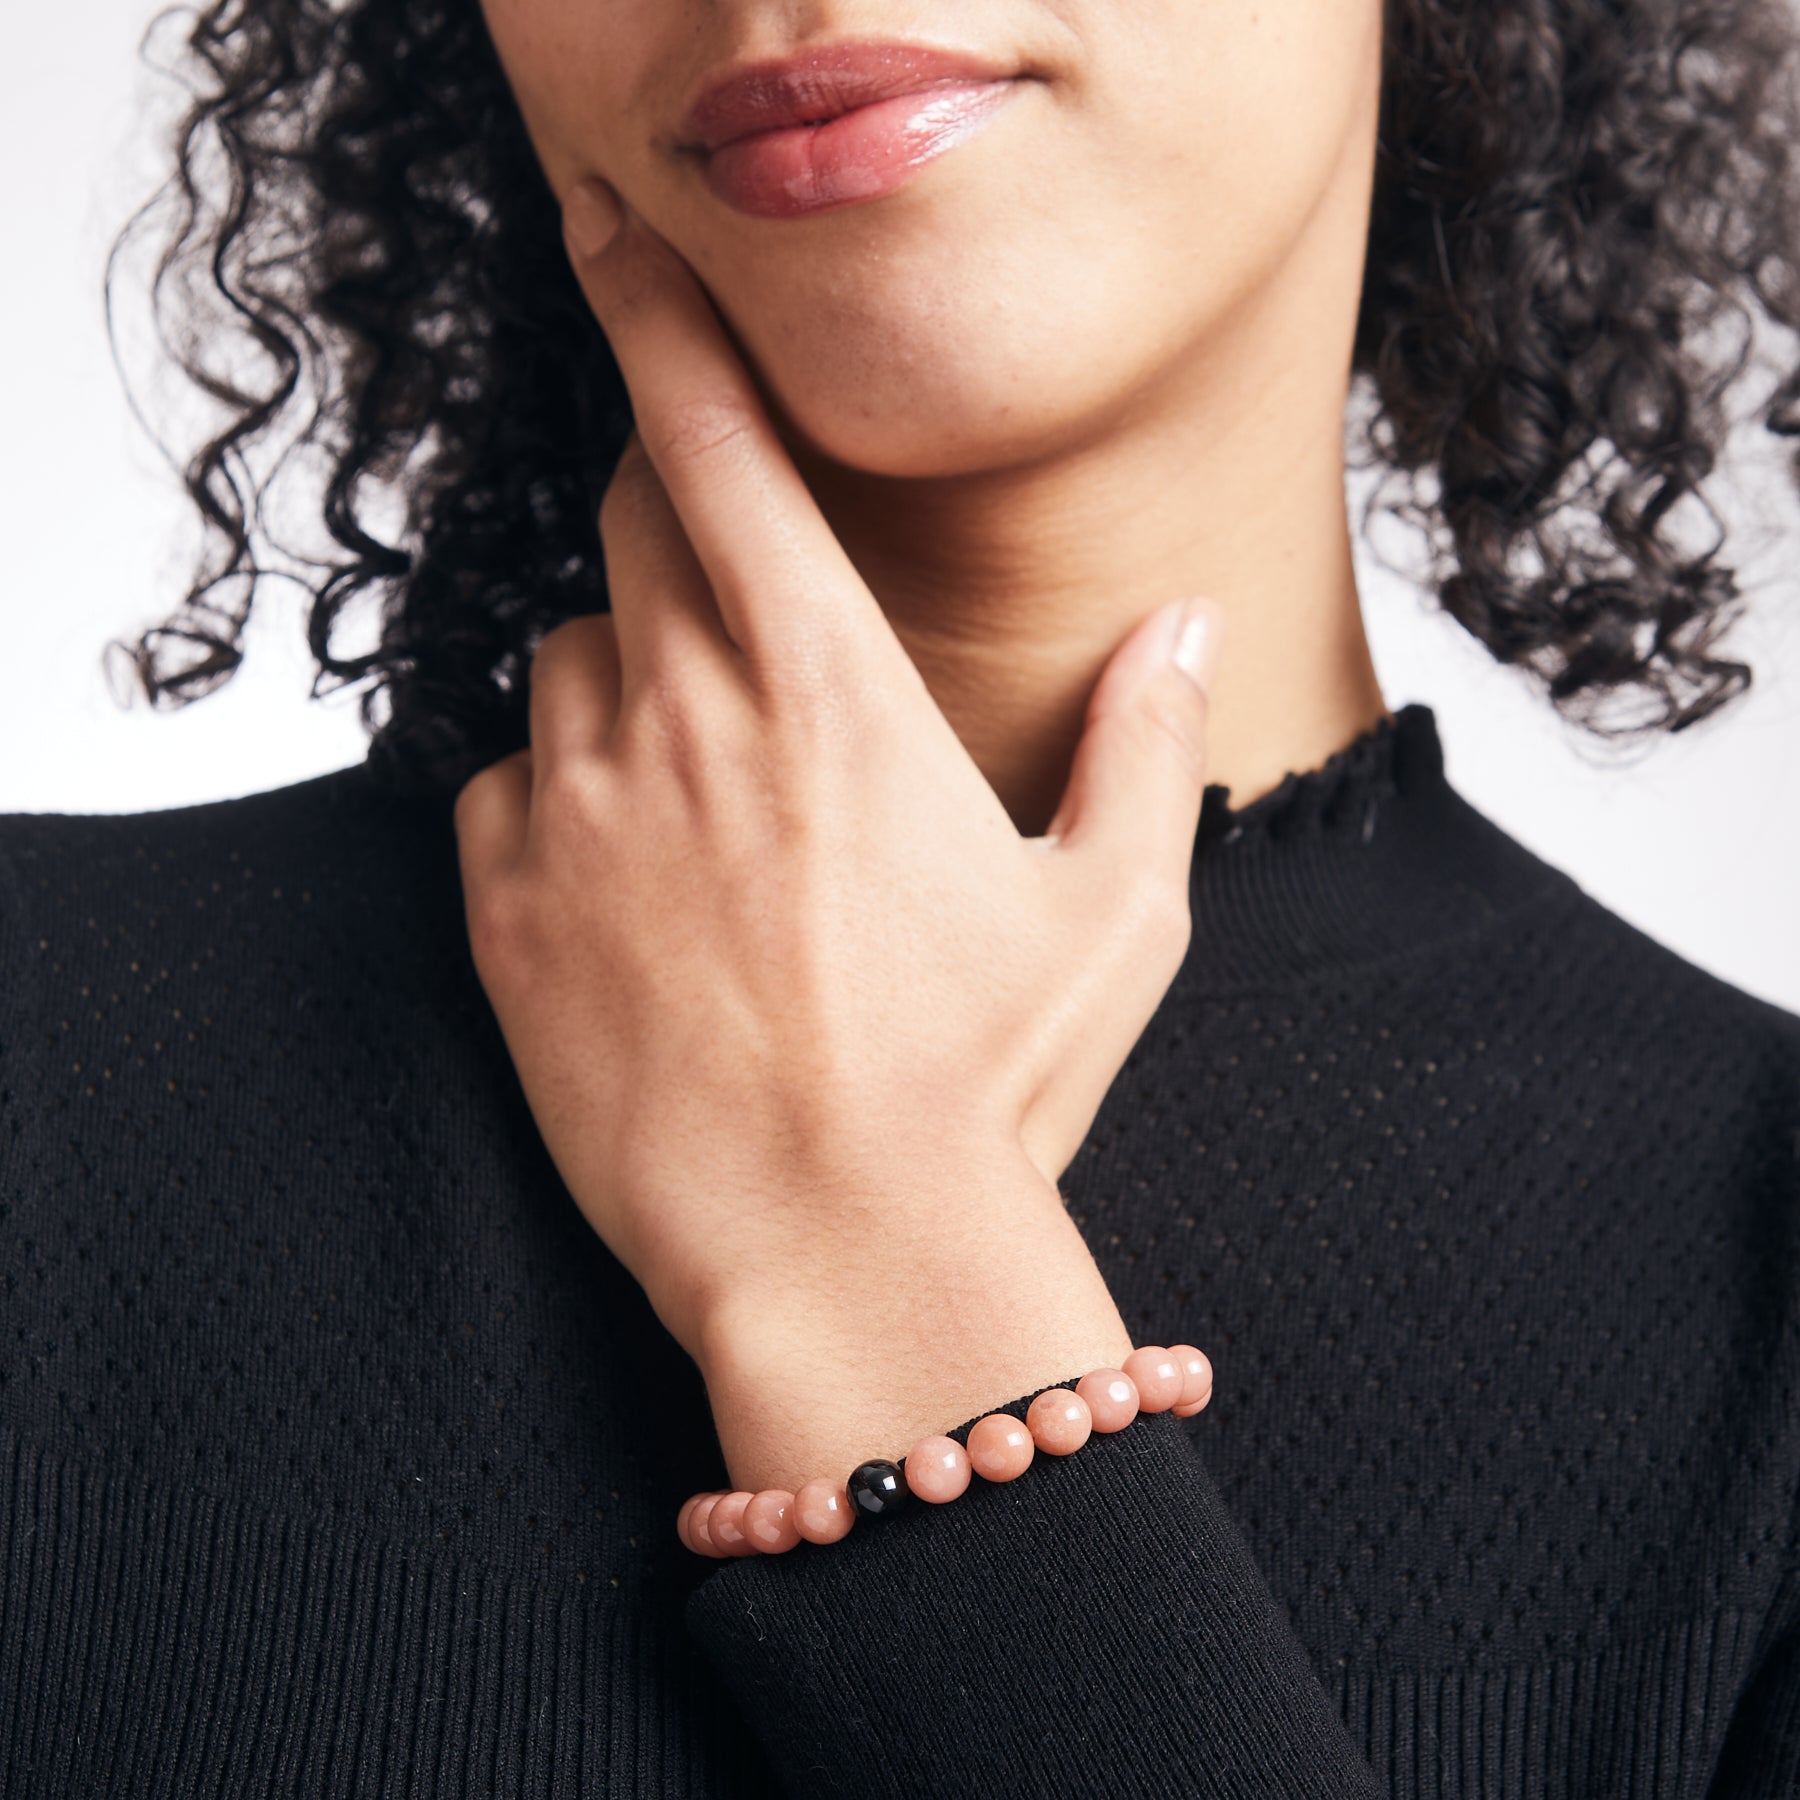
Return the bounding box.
[1044,597,1222,884]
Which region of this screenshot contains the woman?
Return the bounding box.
[2,0,1797,1793]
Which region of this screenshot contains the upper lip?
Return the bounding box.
[679,41,1017,153]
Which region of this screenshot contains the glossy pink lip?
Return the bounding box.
[681,42,1018,152]
[702,83,1017,219]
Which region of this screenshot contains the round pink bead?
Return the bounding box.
[1170,1344,1213,1416]
[676,1492,705,1552]
[688,1492,727,1558]
[793,1478,854,1544]
[1026,1387,1093,1455]
[967,1412,1035,1482]
[905,1434,972,1503]
[744,1489,800,1553]
[1077,1368,1140,1432]
[1122,1345,1185,1414]
[708,1491,759,1556]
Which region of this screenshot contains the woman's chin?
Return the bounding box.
[772,400,1041,483]
[764,355,1156,485]
[741,332,1128,483]
[688,208,1140,480]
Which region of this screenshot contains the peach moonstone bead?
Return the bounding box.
[1026,1387,1093,1455]
[676,1492,709,1553]
[1076,1368,1140,1432]
[745,1489,801,1553]
[1170,1343,1214,1417]
[708,1491,759,1557]
[687,1492,727,1557]
[793,1478,855,1544]
[1122,1345,1185,1414]
[967,1412,1035,1482]
[905,1434,973,1503]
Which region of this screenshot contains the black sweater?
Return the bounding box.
[2,705,1796,1798]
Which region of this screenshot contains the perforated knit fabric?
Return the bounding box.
[1,704,1796,1798]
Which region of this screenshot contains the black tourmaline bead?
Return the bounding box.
[847,1458,910,1519]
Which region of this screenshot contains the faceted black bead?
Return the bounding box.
[846,1458,910,1519]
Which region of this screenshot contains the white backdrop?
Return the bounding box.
[4,0,1797,1015]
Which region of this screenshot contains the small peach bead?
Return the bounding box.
[1026,1388,1093,1455]
[967,1412,1035,1482]
[676,1492,705,1552]
[709,1491,759,1557]
[905,1434,973,1503]
[1077,1368,1140,1432]
[793,1478,854,1544]
[745,1489,800,1553]
[1170,1344,1213,1415]
[1122,1346,1185,1414]
[688,1492,727,1558]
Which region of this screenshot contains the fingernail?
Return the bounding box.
[563,179,623,259]
[1166,598,1223,692]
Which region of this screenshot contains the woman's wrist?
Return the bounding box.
[693,1149,1134,1494]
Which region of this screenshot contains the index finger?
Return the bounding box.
[561,178,877,671]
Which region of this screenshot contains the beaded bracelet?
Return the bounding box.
[677,1343,1212,1558]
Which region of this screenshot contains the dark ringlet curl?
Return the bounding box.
[103,0,1800,807]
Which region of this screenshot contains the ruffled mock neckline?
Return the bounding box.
[1178,704,1572,993]
[1195,706,1418,856]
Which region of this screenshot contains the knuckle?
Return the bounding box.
[534,753,612,827]
[652,393,759,474]
[624,677,714,773]
[464,870,533,973]
[620,672,764,807]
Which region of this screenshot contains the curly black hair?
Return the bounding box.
[103,0,1800,806]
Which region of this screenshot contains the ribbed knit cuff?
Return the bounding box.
[683,1398,1384,1799]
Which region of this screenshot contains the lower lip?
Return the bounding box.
[702,80,1019,219]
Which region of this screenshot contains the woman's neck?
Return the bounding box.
[784,292,1389,839]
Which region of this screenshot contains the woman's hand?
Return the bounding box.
[451,180,1220,1492]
